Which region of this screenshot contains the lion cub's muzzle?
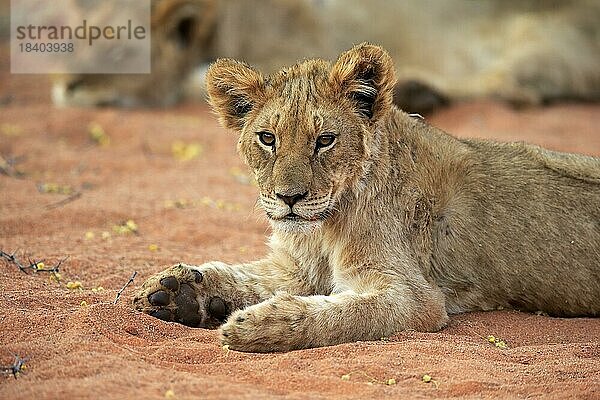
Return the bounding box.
[260,191,332,223]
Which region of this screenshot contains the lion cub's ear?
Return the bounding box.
[329,43,396,121]
[205,59,266,131]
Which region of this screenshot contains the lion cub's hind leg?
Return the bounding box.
[133,263,231,328]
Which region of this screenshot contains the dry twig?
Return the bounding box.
[29,256,68,275]
[0,249,28,273]
[45,191,82,209]
[1,249,67,278]
[114,271,137,304]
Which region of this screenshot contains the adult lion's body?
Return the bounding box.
[54,0,600,111]
[134,44,600,352]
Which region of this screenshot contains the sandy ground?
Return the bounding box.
[1,45,599,399]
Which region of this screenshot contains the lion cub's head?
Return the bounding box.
[206,43,396,233]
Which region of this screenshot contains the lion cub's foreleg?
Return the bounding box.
[133,255,313,329]
[220,274,448,352]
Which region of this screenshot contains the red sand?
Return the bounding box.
[1,49,599,399]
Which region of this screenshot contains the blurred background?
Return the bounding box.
[1,0,598,113]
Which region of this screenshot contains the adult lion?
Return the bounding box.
[53,0,600,112]
[133,43,600,352]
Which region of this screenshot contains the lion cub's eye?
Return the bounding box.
[315,134,336,150]
[257,131,276,147]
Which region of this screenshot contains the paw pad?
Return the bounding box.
[148,290,170,306]
[173,283,201,326]
[160,276,179,291]
[208,297,228,321]
[134,266,232,329]
[150,309,172,321]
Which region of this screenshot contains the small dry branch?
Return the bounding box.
[1,249,67,278]
[114,271,137,304]
[45,191,82,209]
[0,249,28,273]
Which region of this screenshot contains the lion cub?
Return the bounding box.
[133,44,600,352]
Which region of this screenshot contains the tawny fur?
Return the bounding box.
[134,43,600,353]
[54,0,600,109]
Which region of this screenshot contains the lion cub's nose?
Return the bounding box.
[276,191,308,207]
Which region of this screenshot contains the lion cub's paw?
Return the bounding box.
[133,263,230,328]
[219,294,308,352]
